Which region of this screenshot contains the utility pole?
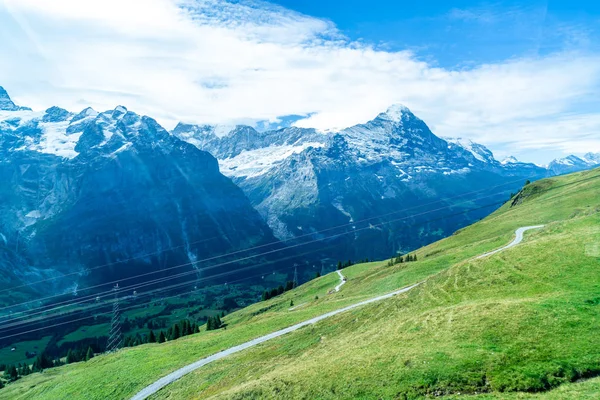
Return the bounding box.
[107,284,123,353]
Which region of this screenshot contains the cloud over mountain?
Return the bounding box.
[1,0,599,163]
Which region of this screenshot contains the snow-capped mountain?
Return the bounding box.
[174,105,548,261]
[0,87,286,304]
[547,153,600,176]
[501,156,519,165]
[3,82,596,303]
[0,86,31,112]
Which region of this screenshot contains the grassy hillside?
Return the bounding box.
[2,168,599,399]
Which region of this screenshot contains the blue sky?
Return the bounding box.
[1,0,600,164]
[272,0,600,65]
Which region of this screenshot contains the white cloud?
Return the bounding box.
[1,0,599,163]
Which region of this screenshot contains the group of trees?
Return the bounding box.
[124,318,203,348]
[206,315,224,331]
[336,258,370,271]
[261,280,297,301]
[387,253,417,267]
[337,260,354,270]
[0,315,219,390]
[0,352,61,388]
[65,347,94,364]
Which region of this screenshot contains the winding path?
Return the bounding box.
[334,270,346,292]
[131,226,543,400]
[475,225,544,259]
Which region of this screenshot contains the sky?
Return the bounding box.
[1,0,599,164]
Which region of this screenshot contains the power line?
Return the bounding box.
[0,246,331,334]
[0,260,309,341]
[3,170,596,338]
[0,178,544,326]
[0,193,512,335]
[0,174,540,296]
[1,184,518,316]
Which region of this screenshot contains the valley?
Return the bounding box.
[1,165,598,399]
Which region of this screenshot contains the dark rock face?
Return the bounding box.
[0,86,31,111]
[1,101,282,304]
[2,84,594,305]
[174,105,549,262]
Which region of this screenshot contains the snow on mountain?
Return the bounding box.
[173,104,549,261]
[548,153,600,175]
[501,156,519,165]
[0,87,288,302]
[219,142,325,179]
[375,103,411,123]
[444,137,496,164]
[583,152,600,165]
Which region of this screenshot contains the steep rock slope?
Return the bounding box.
[0,88,280,303]
[175,105,548,261]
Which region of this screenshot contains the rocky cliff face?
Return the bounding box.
[0,88,282,304]
[173,105,549,262]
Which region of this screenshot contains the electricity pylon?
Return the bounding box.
[106,284,123,353]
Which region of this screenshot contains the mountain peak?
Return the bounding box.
[444,137,496,164]
[0,86,31,111]
[583,152,600,164]
[501,156,519,165]
[376,104,411,123]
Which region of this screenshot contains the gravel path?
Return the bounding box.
[131,226,543,400]
[475,225,544,259]
[334,270,346,292]
[130,282,419,400]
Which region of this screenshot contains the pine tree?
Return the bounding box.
[261,291,268,301]
[10,365,18,381]
[158,331,166,343]
[413,254,417,261]
[85,347,94,361]
[32,353,52,372]
[3,366,11,380]
[4,365,18,382]
[290,300,294,307]
[315,271,321,278]
[148,330,157,343]
[206,317,214,331]
[31,357,41,373]
[66,349,75,364]
[337,261,342,270]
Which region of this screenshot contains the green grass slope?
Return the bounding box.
[2,168,600,399]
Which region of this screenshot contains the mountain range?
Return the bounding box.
[173,104,596,262]
[1,86,598,304]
